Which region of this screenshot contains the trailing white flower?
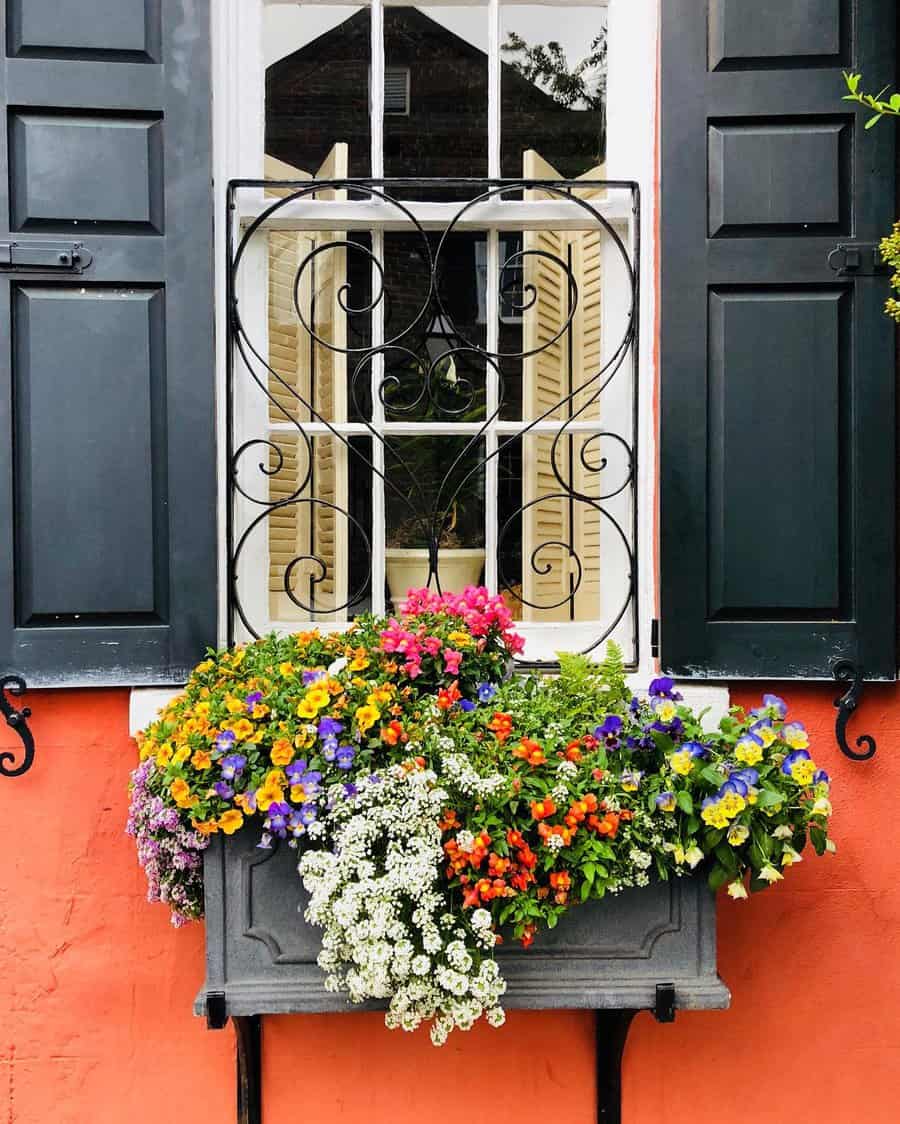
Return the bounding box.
[298,764,505,1042]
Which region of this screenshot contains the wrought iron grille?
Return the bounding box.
[226,178,640,668]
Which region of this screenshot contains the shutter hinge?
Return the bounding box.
[0,240,92,273]
[650,618,660,660]
[826,242,890,277]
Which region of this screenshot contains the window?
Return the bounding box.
[227,0,648,669]
[384,66,410,114]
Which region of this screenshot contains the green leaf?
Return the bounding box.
[714,843,738,876]
[708,864,730,891]
[757,787,784,808]
[676,791,694,815]
[581,879,593,902]
[866,113,884,129]
[810,826,827,856]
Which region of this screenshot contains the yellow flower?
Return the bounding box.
[367,685,394,706]
[355,704,381,733]
[230,718,255,740]
[172,745,190,767]
[719,791,746,819]
[296,698,318,719]
[195,701,211,717]
[155,741,174,767]
[735,741,763,767]
[271,738,294,767]
[791,759,816,786]
[234,792,255,815]
[195,660,214,674]
[279,661,295,677]
[192,818,219,836]
[225,694,245,715]
[256,770,286,811]
[294,727,315,750]
[655,700,677,723]
[251,703,270,719]
[191,750,213,771]
[218,809,245,835]
[349,655,370,671]
[447,630,473,648]
[668,749,694,776]
[306,685,330,711]
[170,778,197,809]
[727,824,749,846]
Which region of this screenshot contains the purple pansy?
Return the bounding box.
[318,717,344,738]
[220,753,247,781]
[595,715,623,749]
[336,746,355,771]
[215,730,237,752]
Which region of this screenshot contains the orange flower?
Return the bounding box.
[530,798,557,821]
[230,718,254,740]
[564,741,583,762]
[488,712,514,743]
[519,923,537,949]
[439,810,461,832]
[512,737,546,767]
[191,750,212,771]
[218,809,245,835]
[192,818,219,836]
[381,720,406,746]
[549,871,571,891]
[436,681,462,711]
[270,738,294,766]
[169,778,197,809]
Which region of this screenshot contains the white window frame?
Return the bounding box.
[212,0,657,675]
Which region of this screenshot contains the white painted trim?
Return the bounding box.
[129,687,184,737]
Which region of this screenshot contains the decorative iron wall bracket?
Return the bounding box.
[0,675,35,778]
[832,659,877,761]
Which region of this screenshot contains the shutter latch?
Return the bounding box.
[826,242,890,277]
[0,240,92,273]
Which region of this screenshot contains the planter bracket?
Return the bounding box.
[832,659,877,761]
[653,982,676,1023]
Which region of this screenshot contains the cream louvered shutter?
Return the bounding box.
[521,151,604,622]
[265,147,349,620]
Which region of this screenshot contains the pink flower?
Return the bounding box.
[443,648,463,675]
[422,635,442,657]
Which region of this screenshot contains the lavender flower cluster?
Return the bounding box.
[126,758,209,926]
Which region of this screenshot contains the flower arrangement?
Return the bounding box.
[129,588,834,1044]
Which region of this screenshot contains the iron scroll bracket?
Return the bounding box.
[832,659,877,762]
[0,675,35,778]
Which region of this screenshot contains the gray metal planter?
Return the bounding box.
[196,830,730,1020]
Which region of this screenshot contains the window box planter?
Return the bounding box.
[196,831,730,1019]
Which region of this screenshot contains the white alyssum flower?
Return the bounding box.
[298,765,505,1042]
[556,760,578,780]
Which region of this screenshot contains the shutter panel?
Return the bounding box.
[661,0,897,680]
[0,0,215,685]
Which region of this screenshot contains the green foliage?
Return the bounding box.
[843,71,900,129]
[842,72,900,323]
[501,30,607,111]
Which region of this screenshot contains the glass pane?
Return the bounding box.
[500,3,607,179]
[498,431,627,624]
[496,219,611,422]
[268,435,373,622]
[265,5,371,179]
[266,229,374,425]
[385,436,486,610]
[384,2,488,181]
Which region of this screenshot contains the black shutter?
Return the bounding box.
[0,0,215,685]
[661,0,897,680]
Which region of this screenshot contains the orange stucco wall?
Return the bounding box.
[2,682,899,1123]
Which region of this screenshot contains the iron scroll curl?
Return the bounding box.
[0,675,35,778]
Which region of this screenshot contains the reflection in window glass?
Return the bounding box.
[500,3,607,179]
[265,5,372,179]
[383,3,488,179]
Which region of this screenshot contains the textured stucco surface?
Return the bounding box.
[2,682,899,1122]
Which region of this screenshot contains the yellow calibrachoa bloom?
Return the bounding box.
[256,769,286,811]
[294,727,315,749]
[192,818,219,836]
[349,654,370,671]
[155,742,174,767]
[278,661,294,677]
[355,704,380,733]
[172,745,190,767]
[305,685,330,711]
[191,749,212,770]
[230,718,255,740]
[225,694,245,715]
[218,809,245,835]
[296,698,318,720]
[170,778,197,809]
[271,738,294,766]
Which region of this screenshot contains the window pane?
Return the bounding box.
[266,228,373,425]
[498,430,631,626]
[268,435,373,622]
[383,3,488,180]
[265,5,371,179]
[500,3,607,179]
[385,436,486,612]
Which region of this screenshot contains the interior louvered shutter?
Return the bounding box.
[0,0,215,685]
[661,0,897,680]
[522,150,604,622]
